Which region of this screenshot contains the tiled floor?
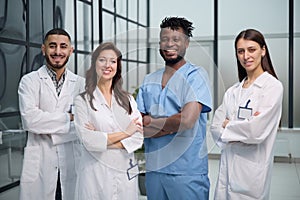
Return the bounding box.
[0,159,299,200]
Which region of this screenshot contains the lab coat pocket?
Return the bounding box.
[229,155,267,199]
[20,146,40,183]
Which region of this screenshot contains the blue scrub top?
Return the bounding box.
[136,62,212,175]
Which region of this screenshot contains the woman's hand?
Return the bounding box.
[125,118,143,135]
[222,118,229,128]
[85,122,96,131]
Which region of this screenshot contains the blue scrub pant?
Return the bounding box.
[145,171,210,200]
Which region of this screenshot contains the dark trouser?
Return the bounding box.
[55,171,62,200]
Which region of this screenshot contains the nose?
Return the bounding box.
[166,39,175,46]
[54,46,61,54]
[244,50,250,60]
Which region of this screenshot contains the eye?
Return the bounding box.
[237,49,244,54]
[98,58,106,63]
[248,48,256,53]
[49,44,56,48]
[160,37,169,43]
[173,38,179,43]
[60,44,68,49]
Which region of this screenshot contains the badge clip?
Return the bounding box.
[127,159,140,180]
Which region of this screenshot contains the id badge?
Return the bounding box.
[127,159,140,180]
[238,107,252,119]
[237,99,252,119]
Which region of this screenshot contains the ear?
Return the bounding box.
[261,45,266,57]
[41,44,46,56]
[185,39,190,49]
[70,46,74,55]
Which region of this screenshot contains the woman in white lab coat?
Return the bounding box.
[74,42,143,200]
[210,29,283,200]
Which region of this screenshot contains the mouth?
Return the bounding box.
[244,61,253,67]
[51,55,64,62]
[102,68,112,75]
[164,49,177,56]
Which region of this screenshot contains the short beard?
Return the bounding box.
[159,49,184,65]
[44,54,69,70]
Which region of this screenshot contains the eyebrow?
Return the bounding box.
[48,42,68,46]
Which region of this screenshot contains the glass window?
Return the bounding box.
[295,0,300,128]
[116,18,127,57]
[67,55,75,74]
[29,0,54,43]
[139,0,147,25]
[121,60,129,90]
[294,38,300,127]
[77,53,91,78]
[0,43,25,114]
[128,23,138,61]
[138,28,147,62]
[102,12,115,41]
[29,1,44,43]
[0,127,26,188]
[127,62,138,93]
[76,2,92,52]
[267,38,289,127]
[219,0,288,35]
[137,63,148,87]
[55,0,66,29]
[0,0,26,41]
[128,0,137,21]
[116,0,127,18]
[93,0,100,44]
[102,0,114,11]
[149,0,213,37]
[64,0,75,37]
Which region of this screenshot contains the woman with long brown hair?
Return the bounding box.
[211,29,283,200]
[74,42,143,200]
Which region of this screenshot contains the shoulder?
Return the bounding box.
[144,68,164,80]
[20,68,42,84]
[257,72,283,90]
[183,63,209,78]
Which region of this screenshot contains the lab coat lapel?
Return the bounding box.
[59,69,77,100]
[93,87,106,110]
[38,65,58,100]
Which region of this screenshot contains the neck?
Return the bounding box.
[98,79,112,94]
[166,59,186,70]
[47,65,65,81]
[246,67,264,82]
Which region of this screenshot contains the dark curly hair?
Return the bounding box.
[81,42,132,114]
[160,16,194,38]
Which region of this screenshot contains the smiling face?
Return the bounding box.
[42,34,73,72]
[236,38,266,74]
[159,27,189,66]
[96,49,118,83]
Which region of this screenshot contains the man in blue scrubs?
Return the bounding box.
[136,17,212,200]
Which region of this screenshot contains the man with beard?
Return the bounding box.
[18,28,85,200]
[136,17,212,200]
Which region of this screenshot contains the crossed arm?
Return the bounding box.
[142,101,202,138]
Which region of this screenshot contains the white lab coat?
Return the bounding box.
[210,72,283,200]
[74,88,144,200]
[18,65,85,200]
